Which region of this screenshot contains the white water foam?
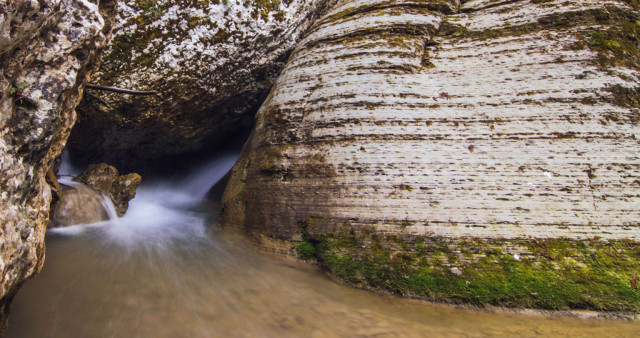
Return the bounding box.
[141,153,238,208]
[49,151,239,248]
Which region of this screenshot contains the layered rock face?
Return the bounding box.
[67,0,336,171]
[223,0,640,309]
[0,0,115,329]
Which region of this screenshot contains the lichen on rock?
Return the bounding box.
[67,0,338,171]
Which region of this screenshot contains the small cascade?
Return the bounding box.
[57,176,80,187]
[99,193,120,224]
[58,177,120,223]
[50,149,240,245]
[51,179,118,230]
[182,153,238,200]
[57,148,80,176]
[150,152,238,208]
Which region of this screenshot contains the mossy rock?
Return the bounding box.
[297,227,640,312]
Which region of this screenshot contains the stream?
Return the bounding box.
[6,154,639,337]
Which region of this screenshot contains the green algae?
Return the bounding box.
[453,7,636,46]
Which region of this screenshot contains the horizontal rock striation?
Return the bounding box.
[223,0,640,310]
[67,0,338,171]
[0,0,115,330]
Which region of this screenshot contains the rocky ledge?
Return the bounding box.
[222,0,640,311]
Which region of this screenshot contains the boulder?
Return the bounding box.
[66,0,338,171]
[76,163,142,216]
[222,0,640,310]
[50,184,110,227]
[0,0,116,330]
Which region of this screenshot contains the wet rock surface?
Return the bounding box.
[50,184,110,227]
[0,0,115,331]
[76,163,141,216]
[67,0,337,171]
[222,0,640,309]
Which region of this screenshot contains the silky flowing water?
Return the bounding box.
[6,155,638,337]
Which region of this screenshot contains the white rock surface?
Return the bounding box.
[67,0,338,170]
[223,0,640,241]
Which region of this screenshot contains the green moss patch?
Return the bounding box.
[583,15,640,69]
[295,225,640,312]
[453,6,638,54]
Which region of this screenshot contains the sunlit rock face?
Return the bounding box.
[67,0,337,171]
[0,0,115,329]
[223,0,640,308]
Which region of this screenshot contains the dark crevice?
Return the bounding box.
[460,0,521,13]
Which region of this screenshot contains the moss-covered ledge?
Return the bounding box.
[290,224,640,312]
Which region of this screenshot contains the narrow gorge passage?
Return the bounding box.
[1,0,639,334]
[5,152,639,337]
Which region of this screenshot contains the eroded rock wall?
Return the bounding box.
[0,0,115,329]
[222,0,640,310]
[67,0,337,171]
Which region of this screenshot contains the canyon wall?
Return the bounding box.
[222,0,640,310]
[0,0,115,330]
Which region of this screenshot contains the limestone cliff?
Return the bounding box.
[67,0,337,171]
[0,0,115,329]
[222,0,640,310]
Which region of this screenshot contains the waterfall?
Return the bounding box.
[142,152,238,208]
[54,177,121,234]
[57,148,80,176]
[99,193,120,223]
[57,177,120,224]
[50,150,240,246]
[182,153,237,200]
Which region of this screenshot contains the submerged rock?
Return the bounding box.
[76,163,141,216]
[0,0,116,330]
[50,184,110,227]
[222,0,640,310]
[67,0,337,171]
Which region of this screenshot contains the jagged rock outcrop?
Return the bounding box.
[76,162,141,216]
[222,0,640,310]
[0,0,115,330]
[66,0,337,171]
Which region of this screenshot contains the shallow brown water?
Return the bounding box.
[7,221,639,337]
[7,153,639,337]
